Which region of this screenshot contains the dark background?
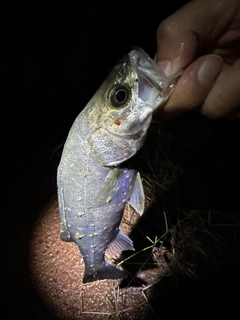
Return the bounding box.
[2,1,240,319]
[3,0,189,209]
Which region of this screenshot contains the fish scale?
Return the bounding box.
[57,47,181,283]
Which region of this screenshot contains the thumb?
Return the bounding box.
[155,0,238,74]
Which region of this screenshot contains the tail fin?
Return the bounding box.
[83,263,127,283]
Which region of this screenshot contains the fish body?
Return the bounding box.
[57,47,180,283]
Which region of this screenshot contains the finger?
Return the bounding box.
[153,54,223,122]
[200,58,240,118]
[156,0,239,74]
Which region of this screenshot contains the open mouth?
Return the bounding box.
[128,47,182,106]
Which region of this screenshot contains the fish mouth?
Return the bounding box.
[129,47,165,91]
[128,47,182,107]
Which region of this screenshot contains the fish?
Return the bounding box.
[57,47,181,283]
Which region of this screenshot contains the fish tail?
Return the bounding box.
[82,263,127,283]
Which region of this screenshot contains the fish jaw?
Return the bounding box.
[129,47,182,109]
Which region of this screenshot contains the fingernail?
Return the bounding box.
[197,55,223,86]
[157,60,172,76]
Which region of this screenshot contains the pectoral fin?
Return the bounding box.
[128,172,145,215]
[92,168,124,207]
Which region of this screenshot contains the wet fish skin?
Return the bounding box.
[57,47,180,283]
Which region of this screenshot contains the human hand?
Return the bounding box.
[154,0,240,121]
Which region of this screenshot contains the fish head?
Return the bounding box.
[87,47,181,166]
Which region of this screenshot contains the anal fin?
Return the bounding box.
[106,230,134,256]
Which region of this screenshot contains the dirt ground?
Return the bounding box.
[29,197,166,320]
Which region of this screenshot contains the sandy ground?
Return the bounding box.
[29,196,169,320]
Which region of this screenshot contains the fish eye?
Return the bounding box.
[108,85,131,107]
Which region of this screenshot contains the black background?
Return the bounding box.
[2,1,240,319]
[3,0,189,209]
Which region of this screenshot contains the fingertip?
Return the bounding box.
[156,60,172,76]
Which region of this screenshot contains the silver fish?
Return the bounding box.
[57,47,180,283]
